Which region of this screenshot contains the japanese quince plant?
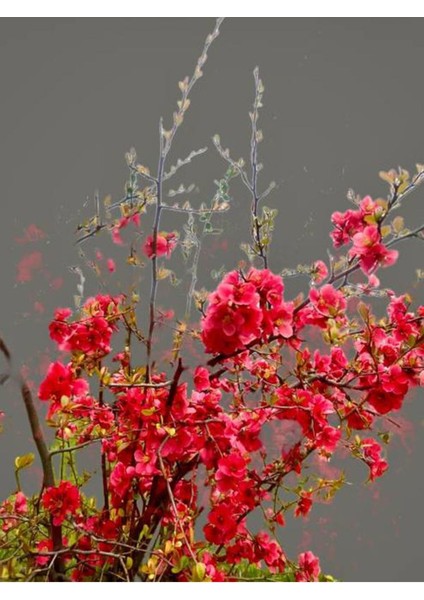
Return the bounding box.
[1,18,423,582]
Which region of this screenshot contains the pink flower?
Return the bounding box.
[311,260,328,284]
[309,284,347,318]
[361,438,388,481]
[143,232,178,258]
[296,551,321,581]
[201,268,292,355]
[107,258,116,273]
[330,208,363,248]
[202,299,262,354]
[315,425,341,453]
[350,225,399,274]
[111,214,141,245]
[269,301,294,338]
[14,492,28,515]
[247,268,285,307]
[254,531,286,572]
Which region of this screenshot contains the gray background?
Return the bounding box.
[0,17,423,581]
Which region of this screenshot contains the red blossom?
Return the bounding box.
[215,452,248,491]
[309,284,347,319]
[143,231,178,258]
[38,361,88,402]
[204,503,239,544]
[311,260,328,283]
[294,492,313,518]
[254,531,286,572]
[296,550,321,581]
[360,438,388,481]
[350,225,398,274]
[41,482,80,526]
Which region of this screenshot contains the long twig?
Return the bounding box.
[249,67,268,268]
[145,18,224,378]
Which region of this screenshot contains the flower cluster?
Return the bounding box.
[48,294,122,357]
[201,268,293,354]
[330,195,398,275]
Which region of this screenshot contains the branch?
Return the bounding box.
[146,18,225,377]
[249,67,268,268]
[157,449,197,563]
[163,146,208,181]
[0,337,64,577]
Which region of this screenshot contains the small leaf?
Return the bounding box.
[357,301,369,322]
[178,77,189,92]
[379,170,396,185]
[15,453,35,471]
[157,267,172,281]
[392,216,405,234]
[192,562,206,582]
[136,164,151,176]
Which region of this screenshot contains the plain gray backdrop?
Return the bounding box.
[0,17,423,581]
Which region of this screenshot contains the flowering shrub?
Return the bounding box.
[0,18,423,582]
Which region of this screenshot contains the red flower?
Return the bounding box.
[296,550,321,581]
[309,284,347,318]
[204,503,239,544]
[143,232,178,258]
[360,438,388,481]
[350,225,398,274]
[193,366,211,391]
[109,461,134,498]
[41,481,80,526]
[38,361,88,402]
[254,531,286,572]
[294,492,313,518]
[311,260,328,284]
[216,452,248,491]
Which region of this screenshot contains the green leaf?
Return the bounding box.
[171,555,190,574]
[191,562,206,582]
[14,453,35,471]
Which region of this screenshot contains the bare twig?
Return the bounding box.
[146,18,225,377]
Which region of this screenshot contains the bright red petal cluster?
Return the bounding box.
[41,482,81,526]
[201,268,293,354]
